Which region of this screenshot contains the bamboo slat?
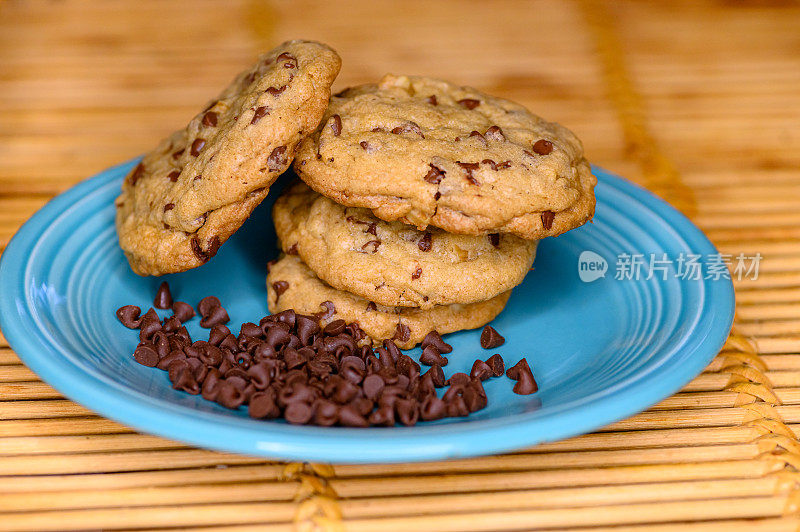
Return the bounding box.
[1,0,799,530]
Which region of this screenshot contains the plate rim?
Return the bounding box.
[0,161,735,463]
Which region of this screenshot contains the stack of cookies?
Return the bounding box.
[267,74,596,348]
[114,40,595,351]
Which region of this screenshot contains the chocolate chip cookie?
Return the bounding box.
[273,181,537,309]
[116,40,341,275]
[267,255,510,349]
[293,74,596,239]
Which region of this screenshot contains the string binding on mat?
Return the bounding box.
[281,462,343,532]
[581,0,800,519]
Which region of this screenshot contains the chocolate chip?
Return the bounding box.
[411,267,422,280]
[463,383,487,412]
[481,159,498,171]
[240,322,262,339]
[361,240,381,253]
[284,402,313,425]
[383,340,402,363]
[449,394,472,417]
[197,296,221,316]
[506,358,538,395]
[486,354,505,377]
[457,98,480,109]
[267,145,287,171]
[251,106,269,125]
[152,282,172,309]
[330,114,342,136]
[216,382,245,409]
[274,309,297,329]
[488,233,500,247]
[162,203,175,213]
[417,232,432,252]
[368,404,395,426]
[138,309,161,341]
[485,126,505,141]
[314,301,335,321]
[392,323,411,343]
[287,243,299,255]
[541,210,555,230]
[421,330,453,354]
[470,359,493,381]
[390,122,424,138]
[133,344,159,367]
[190,138,205,157]
[201,345,224,367]
[129,163,145,186]
[306,400,334,427]
[420,345,448,366]
[295,315,320,345]
[359,141,373,152]
[447,373,471,387]
[271,280,289,302]
[200,305,229,328]
[202,111,218,127]
[265,86,286,96]
[338,405,369,427]
[249,391,280,419]
[423,364,446,388]
[457,161,480,185]
[395,398,419,426]
[167,170,180,182]
[172,368,200,394]
[423,163,446,184]
[323,319,346,336]
[533,139,553,155]
[366,302,378,312]
[276,52,297,68]
[480,326,505,349]
[420,395,446,421]
[116,305,142,329]
[190,236,221,263]
[172,301,195,322]
[362,374,385,400]
[157,350,184,370]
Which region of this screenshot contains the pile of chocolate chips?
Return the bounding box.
[116,282,538,427]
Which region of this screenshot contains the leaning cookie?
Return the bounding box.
[267,255,510,349]
[294,74,596,239]
[116,40,341,275]
[273,181,537,309]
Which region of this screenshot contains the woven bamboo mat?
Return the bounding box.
[2,0,800,530]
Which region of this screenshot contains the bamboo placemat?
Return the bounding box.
[2,0,800,530]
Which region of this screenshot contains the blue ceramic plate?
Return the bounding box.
[0,161,734,463]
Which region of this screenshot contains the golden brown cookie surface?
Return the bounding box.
[294,74,596,239]
[273,181,537,308]
[267,255,511,349]
[116,40,341,275]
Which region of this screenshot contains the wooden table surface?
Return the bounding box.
[2,1,800,530]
